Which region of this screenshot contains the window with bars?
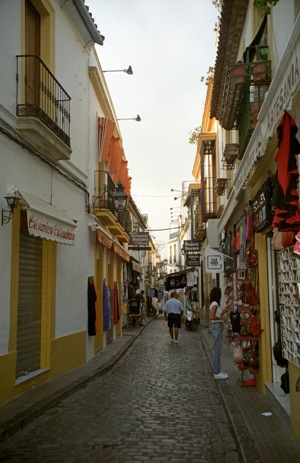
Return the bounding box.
[201,140,217,221]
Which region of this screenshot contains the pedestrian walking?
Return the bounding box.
[163,292,184,343]
[209,286,229,379]
[135,290,145,309]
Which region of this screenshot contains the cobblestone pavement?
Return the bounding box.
[0,317,242,463]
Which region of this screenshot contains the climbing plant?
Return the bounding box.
[253,0,279,14]
[188,126,201,145]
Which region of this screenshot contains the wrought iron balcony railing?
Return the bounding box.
[219,46,271,133]
[16,55,71,146]
[93,170,132,234]
[93,170,117,215]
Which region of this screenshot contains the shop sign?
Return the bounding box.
[183,240,201,254]
[19,190,77,246]
[27,211,76,245]
[184,240,201,266]
[129,232,150,250]
[205,247,224,273]
[186,253,201,266]
[97,230,113,249]
[252,180,273,232]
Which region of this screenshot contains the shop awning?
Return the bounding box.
[92,218,130,260]
[18,191,77,246]
[165,267,197,290]
[166,267,195,278]
[130,255,144,273]
[96,228,113,249]
[113,242,130,262]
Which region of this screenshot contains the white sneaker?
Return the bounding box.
[170,338,174,343]
[174,339,178,344]
[214,372,228,380]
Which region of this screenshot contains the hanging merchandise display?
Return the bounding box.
[281,370,290,394]
[233,338,243,363]
[268,114,300,373]
[273,338,288,368]
[271,111,300,233]
[294,230,300,255]
[252,178,273,232]
[165,268,196,290]
[230,309,240,333]
[186,270,198,287]
[276,246,300,367]
[103,279,111,331]
[244,277,260,306]
[223,231,234,273]
[165,273,187,290]
[113,282,120,324]
[87,276,98,336]
[246,237,258,268]
[224,209,263,386]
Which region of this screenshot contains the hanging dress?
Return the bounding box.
[87,276,97,336]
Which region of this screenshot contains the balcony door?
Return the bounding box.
[25,0,40,108]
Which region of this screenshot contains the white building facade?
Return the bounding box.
[0,0,137,404]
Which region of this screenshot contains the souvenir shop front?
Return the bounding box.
[217,20,300,439]
[165,268,200,321]
[222,176,300,435]
[219,114,300,441]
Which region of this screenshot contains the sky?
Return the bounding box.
[86,0,219,252]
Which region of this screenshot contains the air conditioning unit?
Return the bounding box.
[206,219,220,249]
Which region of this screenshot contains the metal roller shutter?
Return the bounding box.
[16,230,42,378]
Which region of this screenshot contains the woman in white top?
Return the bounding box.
[209,287,228,380]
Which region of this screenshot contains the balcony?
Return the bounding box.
[16,55,71,161]
[93,170,116,217]
[93,170,130,243]
[220,62,249,130]
[237,83,268,156]
[219,46,271,137]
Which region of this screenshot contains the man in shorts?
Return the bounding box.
[163,292,184,344]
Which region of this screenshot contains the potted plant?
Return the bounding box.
[228,62,248,85]
[251,60,270,83]
[254,0,279,14]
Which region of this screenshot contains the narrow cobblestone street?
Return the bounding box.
[0,317,241,463]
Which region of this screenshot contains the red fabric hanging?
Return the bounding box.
[272,111,300,231]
